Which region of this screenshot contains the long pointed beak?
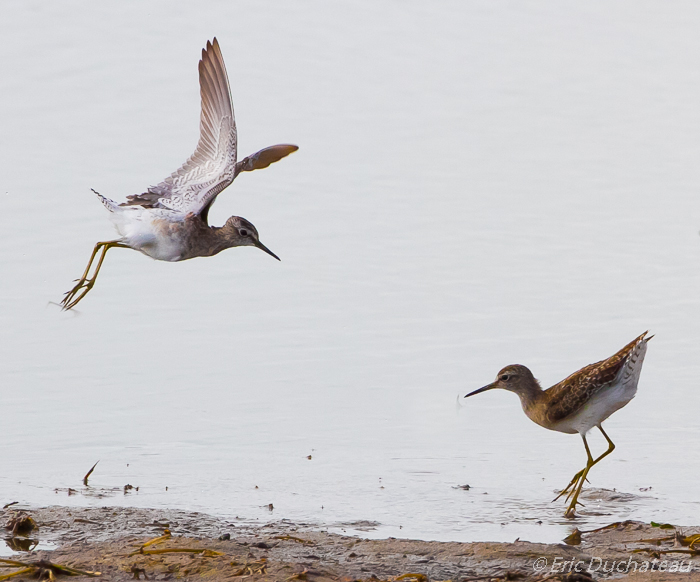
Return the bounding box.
[255,240,281,261]
[464,383,496,398]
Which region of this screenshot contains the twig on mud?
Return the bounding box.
[286,568,308,581]
[0,566,33,581]
[632,547,700,557]
[231,558,267,576]
[273,535,315,545]
[137,548,223,557]
[138,530,172,549]
[129,529,171,554]
[83,461,99,486]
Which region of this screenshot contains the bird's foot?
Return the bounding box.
[61,277,95,311]
[553,469,586,502]
[564,498,586,519]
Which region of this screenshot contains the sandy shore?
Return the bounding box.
[1,505,699,581]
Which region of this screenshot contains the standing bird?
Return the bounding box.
[465,332,651,518]
[61,38,297,310]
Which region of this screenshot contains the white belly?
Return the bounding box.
[110,207,186,262]
[553,383,636,435]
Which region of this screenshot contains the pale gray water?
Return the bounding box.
[1,1,700,545]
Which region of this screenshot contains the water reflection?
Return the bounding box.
[5,536,38,552]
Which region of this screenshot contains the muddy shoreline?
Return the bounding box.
[1,505,699,581]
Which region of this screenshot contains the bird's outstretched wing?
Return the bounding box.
[123,38,237,216]
[196,143,298,224]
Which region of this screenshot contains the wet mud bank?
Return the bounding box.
[1,506,699,581]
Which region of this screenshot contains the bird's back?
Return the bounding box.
[532,332,650,433]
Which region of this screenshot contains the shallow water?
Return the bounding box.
[1,1,700,545]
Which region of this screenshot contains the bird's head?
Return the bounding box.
[465,364,540,399]
[224,216,280,260]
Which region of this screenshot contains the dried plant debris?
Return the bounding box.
[0,558,99,579]
[130,530,222,557]
[4,507,700,581]
[230,558,267,576]
[683,533,700,550]
[4,512,36,536]
[137,530,172,550]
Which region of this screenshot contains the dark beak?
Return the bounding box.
[464,383,496,398]
[255,240,281,261]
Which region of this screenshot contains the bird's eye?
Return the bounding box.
[240,229,249,236]
[499,374,510,382]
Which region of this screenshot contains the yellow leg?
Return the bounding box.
[564,426,616,518]
[61,240,129,310]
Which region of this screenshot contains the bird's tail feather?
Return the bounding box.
[92,188,120,213]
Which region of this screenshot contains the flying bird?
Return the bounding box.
[61,38,297,310]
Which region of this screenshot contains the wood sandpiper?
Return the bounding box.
[465,331,651,518]
[61,38,297,310]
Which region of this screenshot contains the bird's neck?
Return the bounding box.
[208,226,234,254]
[181,224,234,259]
[514,383,546,421]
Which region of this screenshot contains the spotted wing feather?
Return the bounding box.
[123,38,236,216]
[543,331,650,424]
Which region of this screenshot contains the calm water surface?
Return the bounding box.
[1,1,700,544]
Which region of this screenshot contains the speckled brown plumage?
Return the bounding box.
[537,332,649,426]
[468,331,650,433]
[465,332,651,517]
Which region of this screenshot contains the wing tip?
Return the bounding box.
[200,37,220,65]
